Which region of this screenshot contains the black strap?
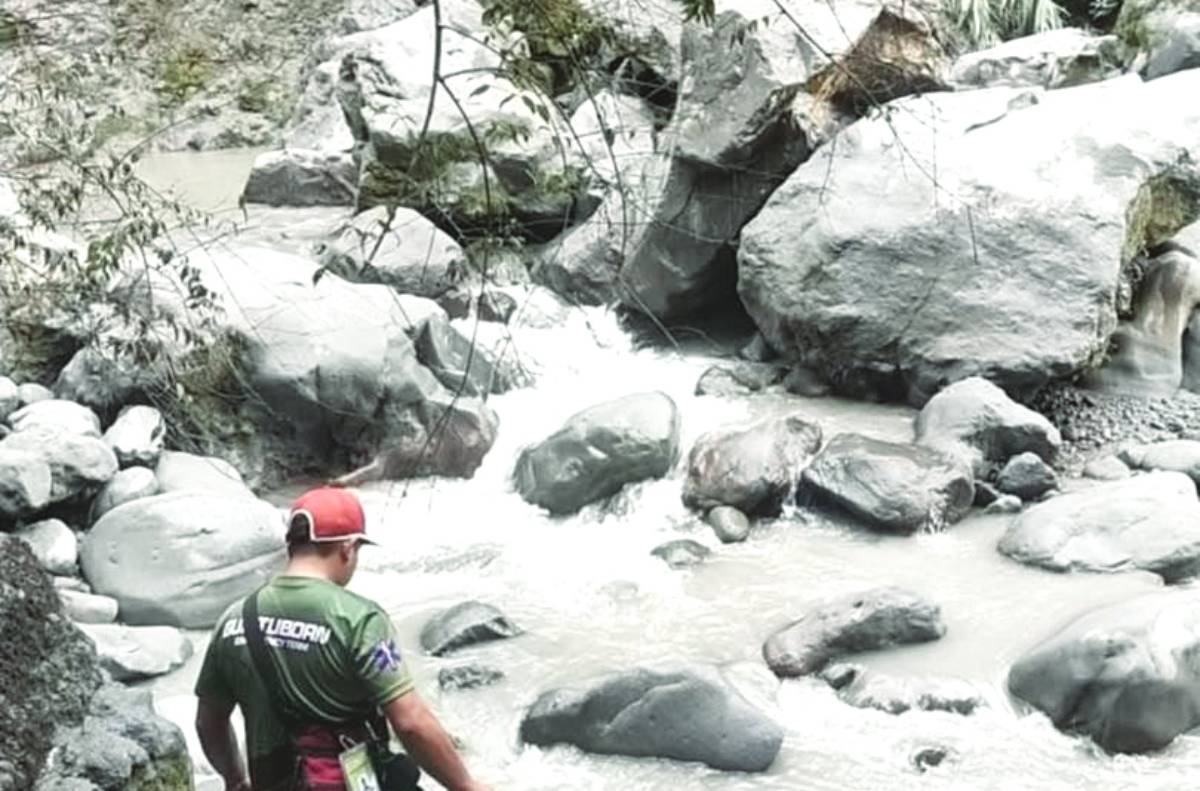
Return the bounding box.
[242,587,303,728]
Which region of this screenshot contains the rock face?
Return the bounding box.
[763,587,946,678]
[1120,439,1200,485]
[0,537,102,791]
[514,392,680,515]
[1087,244,1200,395]
[1008,588,1200,753]
[949,28,1122,89]
[798,434,974,533]
[996,452,1058,500]
[243,149,358,207]
[419,601,522,657]
[520,663,783,772]
[36,684,192,791]
[79,492,286,628]
[998,471,1200,582]
[739,73,1200,404]
[682,413,822,517]
[914,377,1061,475]
[317,206,463,299]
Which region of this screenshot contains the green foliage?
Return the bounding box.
[158,45,213,105]
[944,0,1066,47]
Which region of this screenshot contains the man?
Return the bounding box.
[195,486,493,791]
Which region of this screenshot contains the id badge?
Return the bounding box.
[338,742,381,791]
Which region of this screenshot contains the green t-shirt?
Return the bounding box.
[195,576,414,783]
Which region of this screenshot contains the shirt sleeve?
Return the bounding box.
[194,613,235,705]
[352,607,415,707]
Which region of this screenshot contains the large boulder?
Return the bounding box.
[619,0,949,320]
[242,149,358,207]
[7,399,101,437]
[52,348,156,421]
[79,492,286,628]
[154,450,250,495]
[1119,439,1200,485]
[414,314,520,397]
[317,205,463,298]
[519,662,783,772]
[151,247,499,481]
[914,376,1061,475]
[949,28,1122,90]
[35,684,192,791]
[419,601,522,656]
[997,471,1200,582]
[1008,588,1200,753]
[739,73,1200,404]
[513,392,680,515]
[798,433,974,533]
[762,586,946,677]
[0,537,102,791]
[1,426,118,505]
[682,413,822,517]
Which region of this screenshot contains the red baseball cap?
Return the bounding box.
[286,487,375,545]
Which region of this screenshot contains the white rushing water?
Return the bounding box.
[138,153,1200,791]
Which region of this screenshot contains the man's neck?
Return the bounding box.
[281,556,338,583]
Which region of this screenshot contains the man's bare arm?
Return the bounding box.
[195,696,250,791]
[383,692,493,791]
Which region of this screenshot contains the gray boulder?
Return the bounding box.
[985,494,1023,515]
[650,539,712,569]
[915,377,1061,475]
[998,471,1200,582]
[78,624,193,681]
[154,450,249,495]
[419,601,522,657]
[1083,455,1132,481]
[414,314,519,397]
[1008,588,1200,753]
[0,537,102,791]
[707,505,751,544]
[102,405,164,468]
[514,392,680,515]
[949,28,1122,89]
[7,399,101,437]
[996,452,1058,500]
[739,73,1200,403]
[0,446,52,520]
[682,413,822,517]
[1,427,118,504]
[52,348,155,420]
[90,466,161,522]
[694,363,788,397]
[763,587,945,678]
[79,491,286,628]
[242,149,357,207]
[619,0,948,320]
[1142,10,1200,80]
[59,590,119,624]
[318,206,463,299]
[36,684,191,791]
[14,518,76,576]
[520,662,783,772]
[799,433,974,533]
[1119,440,1200,486]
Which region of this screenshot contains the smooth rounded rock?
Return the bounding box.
[102,406,164,468]
[7,400,101,437]
[78,624,192,682]
[419,601,522,657]
[996,452,1058,500]
[985,494,1023,515]
[763,587,946,678]
[79,491,286,628]
[90,466,161,523]
[707,506,751,543]
[1,427,118,504]
[1083,455,1131,481]
[16,383,53,407]
[58,590,119,624]
[1119,440,1200,486]
[153,450,249,496]
[520,662,783,772]
[0,446,53,519]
